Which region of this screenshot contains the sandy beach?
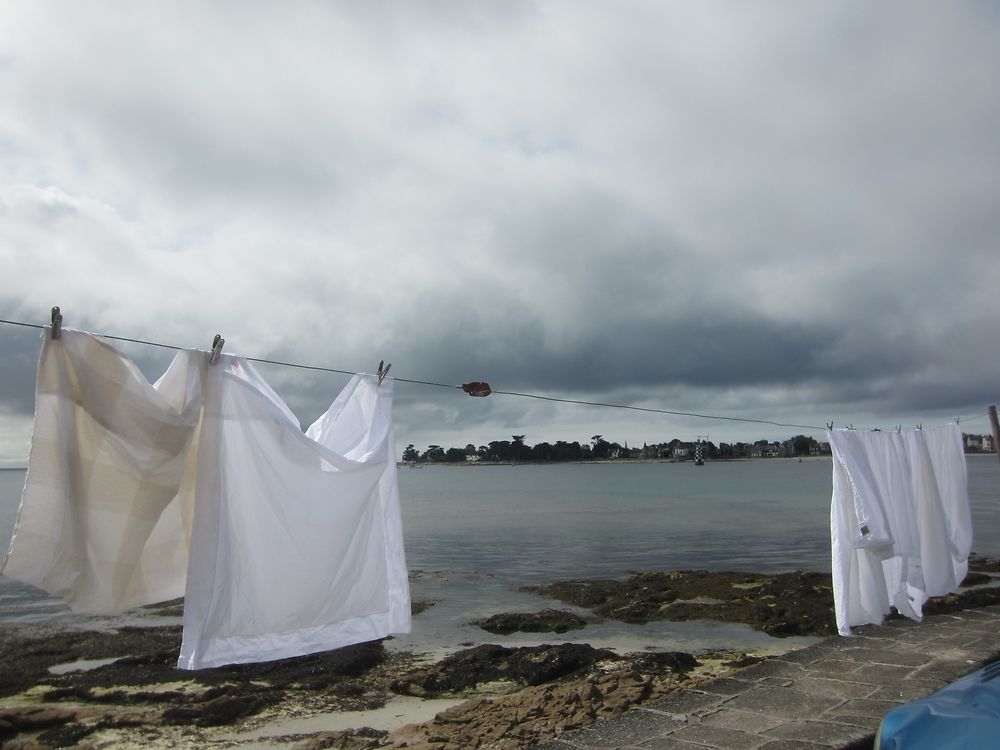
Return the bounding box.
[2,560,999,749]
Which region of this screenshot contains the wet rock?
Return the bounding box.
[140,597,185,617]
[724,654,765,668]
[292,727,388,749]
[627,651,699,674]
[391,643,615,697]
[52,686,126,705]
[0,621,403,745]
[388,665,691,749]
[0,707,79,747]
[474,609,589,635]
[0,706,77,731]
[162,689,273,726]
[411,600,436,615]
[37,721,97,747]
[529,570,839,636]
[0,624,184,698]
[969,554,1000,573]
[961,571,993,587]
[531,567,1000,639]
[7,562,999,749]
[924,585,1000,614]
[26,629,387,709]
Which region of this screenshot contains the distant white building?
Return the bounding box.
[749,442,781,458]
[963,433,997,453]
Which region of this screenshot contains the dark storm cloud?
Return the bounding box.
[0,324,41,416]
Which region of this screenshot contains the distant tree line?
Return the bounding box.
[401,434,828,464]
[401,434,627,463]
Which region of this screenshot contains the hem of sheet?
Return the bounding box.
[177,607,411,670]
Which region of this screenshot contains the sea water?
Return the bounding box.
[2,458,999,656]
[400,458,836,582]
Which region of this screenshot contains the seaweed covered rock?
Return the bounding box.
[162,687,274,727]
[968,554,1000,573]
[627,650,700,674]
[474,609,589,635]
[391,643,615,697]
[528,570,838,636]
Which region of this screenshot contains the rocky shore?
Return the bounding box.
[2,559,998,749]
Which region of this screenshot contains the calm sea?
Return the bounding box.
[2,458,999,654]
[401,456,1000,579]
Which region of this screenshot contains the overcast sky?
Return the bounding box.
[1,1,999,465]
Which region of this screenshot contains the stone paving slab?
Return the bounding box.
[531,605,1000,749]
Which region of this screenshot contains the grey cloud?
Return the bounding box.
[0,325,41,416]
[1,2,999,461]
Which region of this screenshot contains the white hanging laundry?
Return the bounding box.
[2,329,411,669]
[902,427,971,597]
[1,330,203,613]
[829,424,971,636]
[829,428,894,636]
[856,429,924,622]
[178,356,410,669]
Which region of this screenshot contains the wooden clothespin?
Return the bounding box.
[209,334,225,365]
[462,381,492,397]
[51,306,63,340]
[377,360,392,384]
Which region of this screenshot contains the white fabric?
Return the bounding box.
[1,330,202,613]
[2,329,410,669]
[829,424,971,636]
[178,356,410,669]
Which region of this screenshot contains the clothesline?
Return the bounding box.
[3,324,978,670]
[0,316,989,434]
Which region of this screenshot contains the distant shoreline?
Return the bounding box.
[401,452,998,467]
[398,455,833,468]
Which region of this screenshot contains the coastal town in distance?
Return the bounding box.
[402,432,998,464]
